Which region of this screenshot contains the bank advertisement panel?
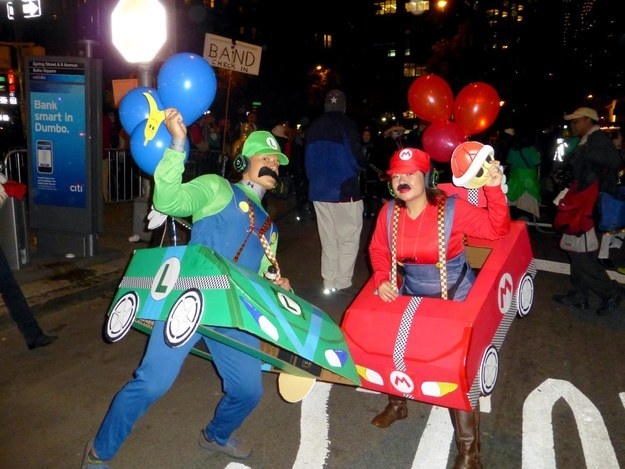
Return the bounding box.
[25,56,102,235]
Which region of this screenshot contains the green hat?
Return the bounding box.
[242,130,289,165]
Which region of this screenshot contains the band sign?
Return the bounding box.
[7,0,42,19]
[203,34,262,76]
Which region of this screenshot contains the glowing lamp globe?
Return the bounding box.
[112,0,167,64]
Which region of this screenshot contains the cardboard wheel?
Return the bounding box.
[278,373,316,403]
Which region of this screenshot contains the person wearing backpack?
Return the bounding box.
[552,107,625,315]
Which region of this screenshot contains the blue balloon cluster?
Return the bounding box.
[157,53,217,125]
[129,121,191,176]
[119,53,217,175]
[119,87,163,136]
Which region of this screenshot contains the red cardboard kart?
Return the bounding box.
[341,185,535,411]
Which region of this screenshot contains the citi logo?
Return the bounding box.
[70,183,84,192]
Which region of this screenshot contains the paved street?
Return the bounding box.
[1,197,625,468]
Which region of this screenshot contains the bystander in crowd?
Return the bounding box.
[552,107,625,315]
[0,177,57,350]
[305,89,365,296]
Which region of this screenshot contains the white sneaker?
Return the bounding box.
[128,234,141,243]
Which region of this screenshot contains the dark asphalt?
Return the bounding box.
[1,196,625,468]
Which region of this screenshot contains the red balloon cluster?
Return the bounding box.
[407,74,500,162]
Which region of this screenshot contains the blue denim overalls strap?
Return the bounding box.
[387,197,475,300]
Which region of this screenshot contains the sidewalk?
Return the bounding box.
[0,201,139,328]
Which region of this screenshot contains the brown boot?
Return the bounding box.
[449,406,482,469]
[371,395,408,428]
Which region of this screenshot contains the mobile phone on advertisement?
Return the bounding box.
[36,140,53,174]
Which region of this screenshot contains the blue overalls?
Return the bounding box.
[389,197,475,301]
[94,184,269,459]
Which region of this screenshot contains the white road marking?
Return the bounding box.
[294,382,331,468]
[522,378,619,469]
[412,405,454,468]
[534,259,625,283]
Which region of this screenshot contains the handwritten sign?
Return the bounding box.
[203,34,262,76]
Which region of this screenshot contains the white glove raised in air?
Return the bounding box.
[500,173,508,195]
[147,205,168,230]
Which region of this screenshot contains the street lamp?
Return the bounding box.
[111,0,168,240]
[111,0,167,87]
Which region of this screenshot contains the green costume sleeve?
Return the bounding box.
[153,147,232,222]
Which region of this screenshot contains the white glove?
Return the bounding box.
[500,173,508,195]
[147,205,168,230]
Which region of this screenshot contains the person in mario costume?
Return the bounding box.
[367,147,510,469]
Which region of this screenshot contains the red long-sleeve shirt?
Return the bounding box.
[369,186,511,289]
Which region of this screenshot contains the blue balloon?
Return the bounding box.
[157,53,217,125]
[130,118,189,176]
[119,87,163,135]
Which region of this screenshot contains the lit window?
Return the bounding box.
[323,34,332,49]
[403,63,426,78]
[406,1,429,15]
[375,0,397,15]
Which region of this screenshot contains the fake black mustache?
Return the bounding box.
[397,183,411,191]
[258,167,279,180]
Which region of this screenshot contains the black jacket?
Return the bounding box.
[567,129,622,195]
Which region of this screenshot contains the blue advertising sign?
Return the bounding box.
[25,56,102,253]
[29,59,87,208]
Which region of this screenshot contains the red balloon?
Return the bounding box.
[421,120,466,163]
[453,82,500,136]
[408,74,454,123]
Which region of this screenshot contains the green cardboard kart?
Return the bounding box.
[105,245,360,400]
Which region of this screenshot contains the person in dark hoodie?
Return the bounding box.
[305,89,365,296]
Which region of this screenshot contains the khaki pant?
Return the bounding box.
[313,200,364,290]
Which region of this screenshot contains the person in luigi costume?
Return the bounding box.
[82,108,291,468]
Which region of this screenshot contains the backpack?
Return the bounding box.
[553,180,599,235]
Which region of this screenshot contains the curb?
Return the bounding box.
[0,249,131,328]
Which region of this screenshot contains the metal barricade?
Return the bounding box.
[187,148,225,178]
[104,148,226,203]
[1,148,27,183]
[104,149,146,202]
